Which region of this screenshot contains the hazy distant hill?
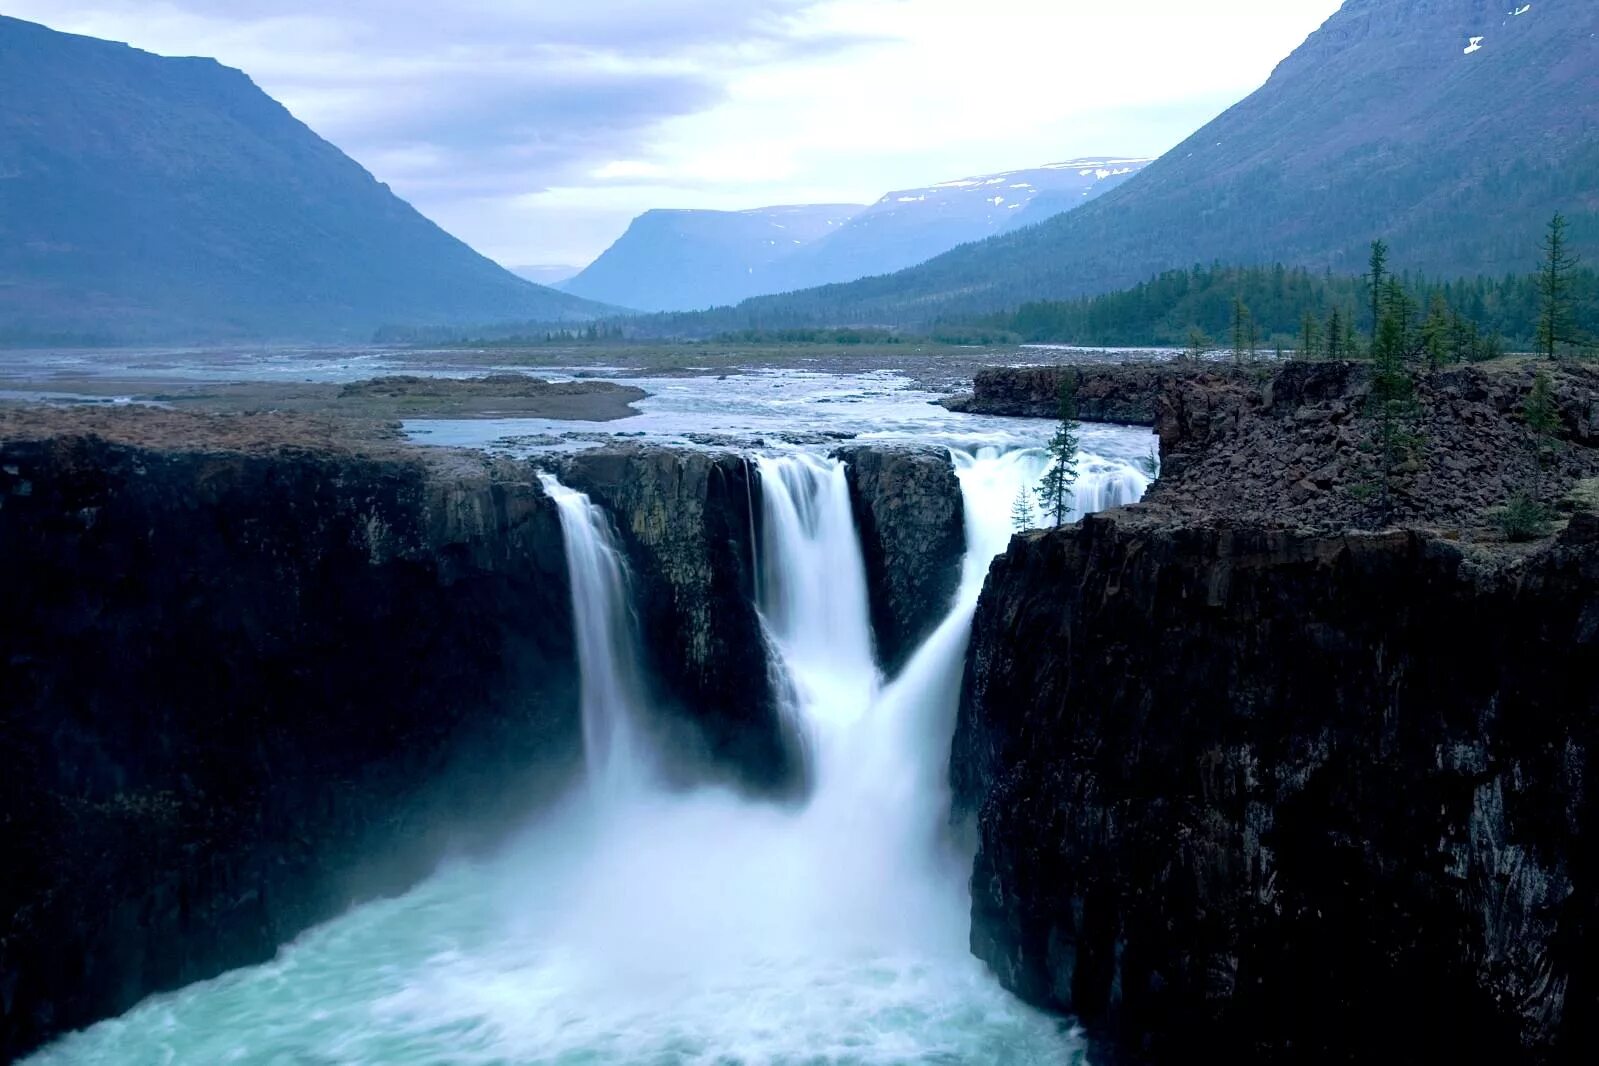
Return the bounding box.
[559,204,862,312]
[707,0,1599,328]
[560,159,1146,312]
[0,16,610,343]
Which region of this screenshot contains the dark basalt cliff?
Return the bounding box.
[952,359,1599,1062]
[955,513,1599,1062]
[836,445,966,676]
[559,446,797,793]
[0,420,582,1060]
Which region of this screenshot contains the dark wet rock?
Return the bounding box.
[0,433,581,1061]
[953,510,1599,1062]
[835,445,966,676]
[558,445,797,794]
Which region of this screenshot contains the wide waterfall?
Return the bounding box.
[27,445,1149,1065]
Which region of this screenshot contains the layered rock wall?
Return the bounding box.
[0,430,582,1059]
[954,512,1599,1061]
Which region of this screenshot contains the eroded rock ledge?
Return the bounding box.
[836,444,966,676]
[942,363,1221,424]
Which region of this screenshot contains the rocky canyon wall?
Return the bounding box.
[951,359,1599,1062]
[0,417,584,1060]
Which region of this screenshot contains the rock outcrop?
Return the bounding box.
[942,363,1221,424]
[559,446,796,793]
[953,511,1599,1062]
[835,445,966,675]
[950,357,1599,1062]
[1147,360,1599,532]
[0,415,582,1060]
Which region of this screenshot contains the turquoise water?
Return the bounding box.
[27,795,1087,1065]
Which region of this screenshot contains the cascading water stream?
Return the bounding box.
[536,473,652,800]
[753,452,880,771]
[29,438,1150,1066]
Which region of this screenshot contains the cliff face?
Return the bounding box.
[950,353,1599,1061]
[836,445,966,676]
[0,429,582,1060]
[954,512,1599,1062]
[559,446,798,793]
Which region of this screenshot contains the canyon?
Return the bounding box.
[3,355,1597,1061]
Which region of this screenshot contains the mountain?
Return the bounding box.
[0,16,609,343]
[558,204,862,312]
[712,0,1599,328]
[758,159,1149,296]
[560,159,1147,313]
[511,265,581,286]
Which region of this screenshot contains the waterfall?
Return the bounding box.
[752,453,880,758]
[757,444,1152,878]
[538,473,652,800]
[37,443,1141,1065]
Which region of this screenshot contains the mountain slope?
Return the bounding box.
[559,204,862,312]
[0,16,609,343]
[759,159,1149,296]
[723,0,1599,327]
[561,159,1146,313]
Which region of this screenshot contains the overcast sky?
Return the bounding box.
[12,0,1343,270]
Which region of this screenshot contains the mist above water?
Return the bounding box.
[29,442,1147,1065]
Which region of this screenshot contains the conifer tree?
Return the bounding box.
[1367,294,1422,519]
[1422,293,1452,372]
[1523,369,1561,464]
[1010,486,1035,531]
[1231,296,1253,364]
[1186,326,1210,363]
[1537,212,1580,359]
[1036,375,1081,527]
[1366,239,1390,340]
[1300,308,1320,361]
[1326,306,1343,361]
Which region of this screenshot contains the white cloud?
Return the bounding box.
[7,0,1343,268]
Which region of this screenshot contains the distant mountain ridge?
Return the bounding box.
[557,204,863,312]
[560,158,1148,312]
[0,16,610,343]
[699,0,1599,328]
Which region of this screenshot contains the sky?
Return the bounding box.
[10,0,1344,272]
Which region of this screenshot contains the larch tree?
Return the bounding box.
[1537,212,1580,360]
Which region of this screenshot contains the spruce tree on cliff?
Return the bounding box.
[1010,487,1035,532]
[1366,288,1422,519]
[1538,212,1581,359]
[1036,376,1081,527]
[1523,370,1561,467]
